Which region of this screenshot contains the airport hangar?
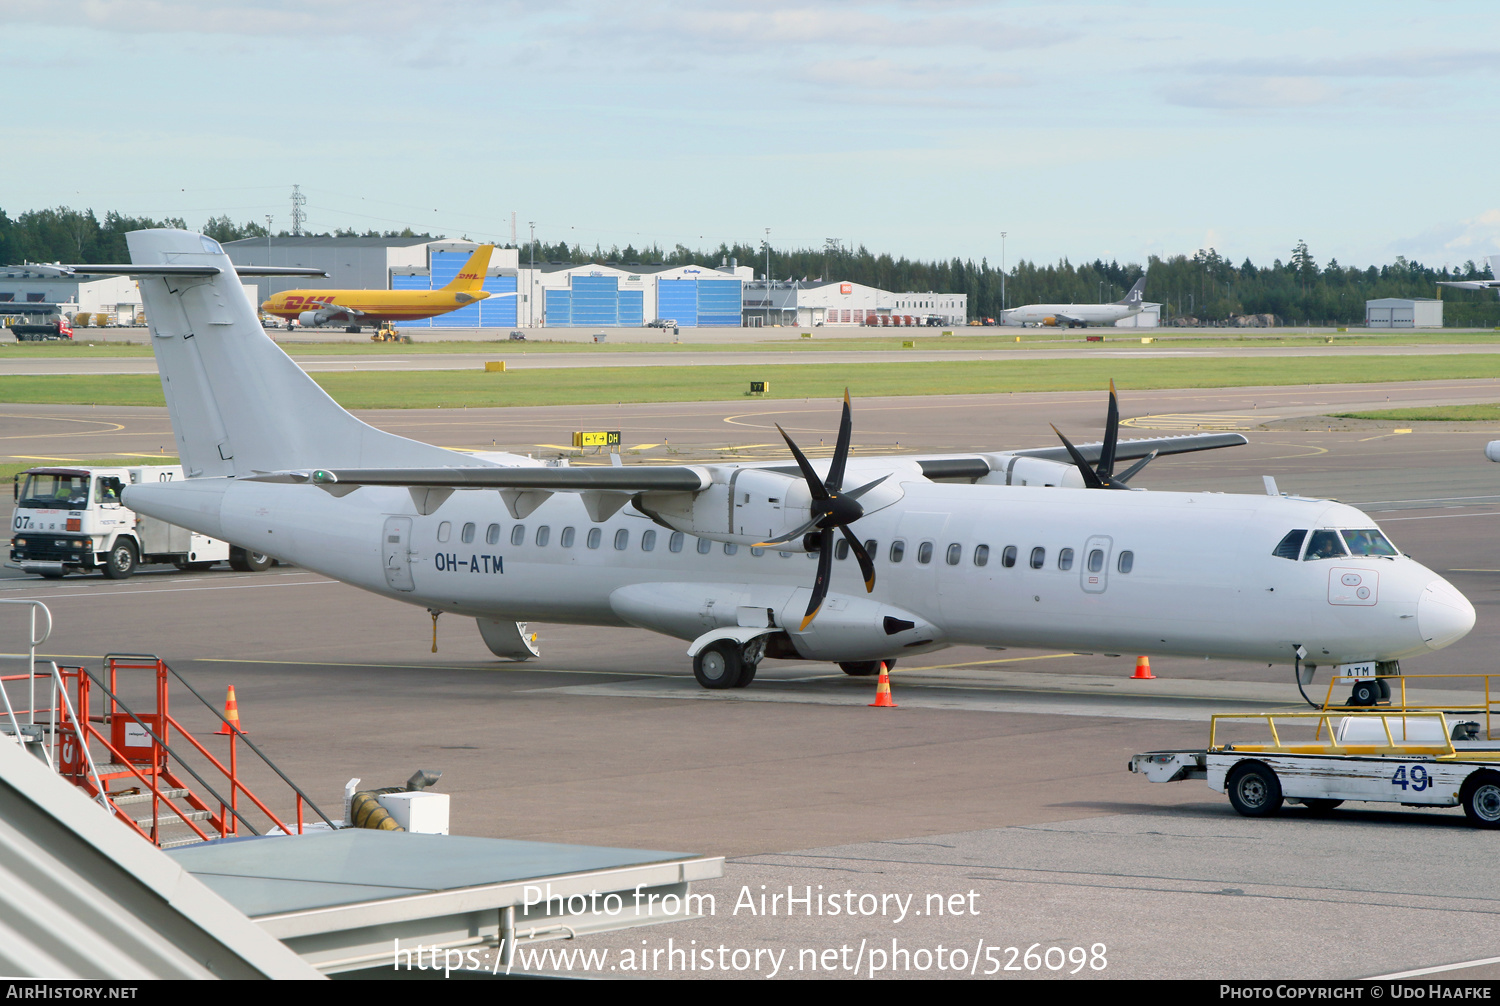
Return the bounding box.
[222,235,970,330]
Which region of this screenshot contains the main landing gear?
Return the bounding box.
[693,636,766,690]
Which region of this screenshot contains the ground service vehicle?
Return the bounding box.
[6,316,74,341]
[9,465,271,579]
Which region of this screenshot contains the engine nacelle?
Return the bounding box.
[776,591,945,661]
[297,310,325,328]
[1486,441,1500,463]
[977,454,1086,488]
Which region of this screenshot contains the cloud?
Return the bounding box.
[1393,209,1500,264]
[800,57,1024,93]
[0,0,493,39]
[1163,76,1341,110]
[1184,48,1500,80]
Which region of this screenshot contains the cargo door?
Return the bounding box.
[383,516,414,592]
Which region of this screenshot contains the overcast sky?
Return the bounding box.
[2,1,1497,271]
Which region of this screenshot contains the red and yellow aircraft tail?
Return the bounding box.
[441,245,494,292]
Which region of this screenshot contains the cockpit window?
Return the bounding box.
[1272,529,1307,560]
[1303,529,1347,560]
[1341,529,1397,557]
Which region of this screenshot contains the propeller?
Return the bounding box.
[1049,380,1155,490]
[759,389,881,631]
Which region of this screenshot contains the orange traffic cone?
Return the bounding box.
[869,662,898,707]
[215,685,244,735]
[1131,656,1155,680]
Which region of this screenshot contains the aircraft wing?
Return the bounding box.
[248,432,1246,490]
[1436,280,1500,290]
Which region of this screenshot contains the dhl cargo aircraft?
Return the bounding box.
[262,244,500,331]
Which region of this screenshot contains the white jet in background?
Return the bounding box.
[1002,277,1147,328]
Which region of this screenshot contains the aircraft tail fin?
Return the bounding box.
[127,229,465,478]
[1489,254,1500,280]
[1115,277,1147,306]
[440,244,495,292]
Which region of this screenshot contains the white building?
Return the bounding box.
[1366,297,1443,328]
[1113,302,1163,328]
[0,264,144,325]
[741,280,967,328]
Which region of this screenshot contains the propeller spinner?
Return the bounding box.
[1049,380,1157,490]
[760,390,883,631]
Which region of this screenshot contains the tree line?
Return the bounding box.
[4,207,1495,326]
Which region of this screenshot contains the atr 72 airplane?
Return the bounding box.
[1003,277,1148,328]
[261,244,498,331]
[113,231,1474,699]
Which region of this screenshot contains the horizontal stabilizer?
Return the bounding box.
[249,465,713,493]
[62,264,327,278]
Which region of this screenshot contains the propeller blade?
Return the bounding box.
[843,474,889,500]
[800,528,836,630]
[753,515,823,547]
[1050,424,1105,489]
[775,423,830,501]
[1115,450,1157,485]
[826,389,853,493]
[840,526,877,592]
[1099,379,1120,478]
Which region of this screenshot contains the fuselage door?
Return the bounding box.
[383,516,415,592]
[1081,534,1112,594]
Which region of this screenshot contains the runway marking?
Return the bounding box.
[195,657,682,676]
[1371,955,1500,979]
[1357,430,1413,441]
[8,455,83,462]
[0,577,338,601]
[1122,414,1260,431]
[899,652,1079,672]
[1447,568,1500,572]
[1356,494,1500,505]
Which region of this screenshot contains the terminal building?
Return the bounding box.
[741,280,967,328]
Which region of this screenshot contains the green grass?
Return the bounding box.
[8,355,1500,409]
[2,328,1500,358]
[1333,404,1500,422]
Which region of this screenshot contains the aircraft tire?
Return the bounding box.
[694,641,742,690]
[1226,760,1283,817]
[1348,680,1380,706]
[1461,770,1500,828]
[228,546,274,572]
[102,539,137,580]
[734,660,758,689]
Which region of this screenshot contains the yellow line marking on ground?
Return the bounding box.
[197,657,680,677]
[897,652,1081,672]
[1448,568,1500,572]
[8,455,83,461]
[1357,430,1413,441]
[1122,414,1260,431]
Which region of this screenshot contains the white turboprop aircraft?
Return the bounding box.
[1003,277,1148,328]
[115,231,1474,699]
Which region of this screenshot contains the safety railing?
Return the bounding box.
[1208,711,1469,759]
[1319,673,1500,740]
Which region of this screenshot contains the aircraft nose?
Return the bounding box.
[1418,578,1476,651]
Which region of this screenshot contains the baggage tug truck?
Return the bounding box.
[8,465,272,579]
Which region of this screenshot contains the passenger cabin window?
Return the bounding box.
[1303,530,1347,560]
[1117,550,1134,573]
[724,543,738,555]
[586,528,602,549]
[460,523,475,544]
[697,537,712,554]
[1087,549,1104,572]
[1058,548,1074,571]
[1001,545,1017,568]
[437,522,452,543]
[835,539,850,560]
[1273,529,1307,560]
[561,527,576,548]
[486,523,501,545]
[945,543,961,565]
[1341,529,1398,556]
[750,546,765,557]
[614,529,629,550]
[974,544,990,567]
[1030,546,1045,569]
[535,526,550,547]
[642,530,656,551]
[864,539,878,559]
[890,540,906,563]
[510,525,525,546]
[917,542,933,564]
[669,532,684,553]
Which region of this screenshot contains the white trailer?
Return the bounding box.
[1131,711,1500,827]
[8,465,272,579]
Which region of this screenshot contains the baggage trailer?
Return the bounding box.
[1131,709,1500,827]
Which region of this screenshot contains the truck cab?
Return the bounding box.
[9,465,269,578]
